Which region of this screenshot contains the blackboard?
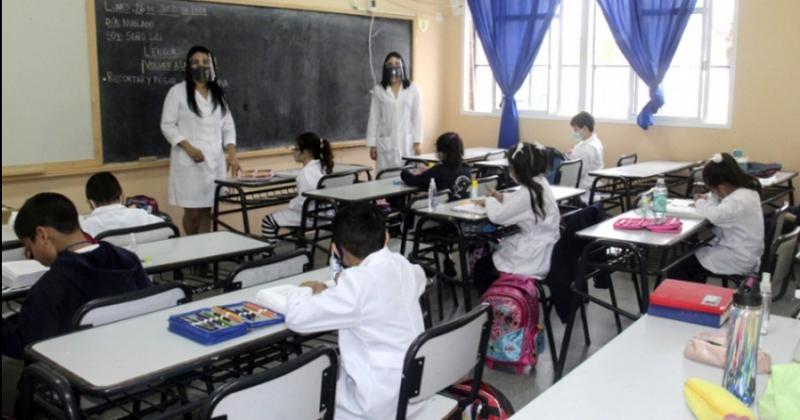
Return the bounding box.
[94,0,412,163]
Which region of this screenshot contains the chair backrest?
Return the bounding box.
[765,203,791,250]
[617,153,638,167]
[202,346,338,420]
[766,227,799,288]
[225,249,312,291]
[484,151,506,161]
[477,175,499,196]
[317,171,359,189]
[396,304,492,419]
[94,222,179,248]
[377,166,411,180]
[554,159,583,188]
[73,283,191,329]
[685,162,706,197]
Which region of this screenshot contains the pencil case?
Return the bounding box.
[168,307,248,345]
[613,217,683,233]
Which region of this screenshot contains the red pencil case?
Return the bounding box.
[613,217,682,233]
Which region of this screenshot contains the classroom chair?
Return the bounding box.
[484,150,506,161]
[396,303,492,420]
[296,171,361,261]
[684,161,706,198]
[616,153,638,167]
[376,165,413,180]
[476,175,499,197]
[94,221,180,247]
[72,283,191,329]
[765,227,800,301]
[200,346,338,420]
[224,249,312,292]
[555,239,647,380]
[554,159,583,188]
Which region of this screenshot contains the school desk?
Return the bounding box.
[575,209,708,312]
[22,268,329,419]
[759,170,797,207]
[2,232,272,301]
[2,224,20,250]
[589,161,695,211]
[409,187,586,312]
[513,314,800,420]
[212,164,371,235]
[403,147,506,165]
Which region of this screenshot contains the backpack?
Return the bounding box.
[125,195,159,215]
[480,272,542,375]
[444,380,514,420]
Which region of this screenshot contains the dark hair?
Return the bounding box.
[85,171,123,205]
[184,46,228,117]
[570,111,595,132]
[380,51,411,89]
[14,193,81,241]
[435,132,464,172]
[507,143,548,220]
[332,202,386,260]
[702,153,760,191]
[296,132,334,174]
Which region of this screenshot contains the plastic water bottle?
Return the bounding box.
[637,189,652,218]
[652,177,668,223]
[470,176,479,200]
[760,273,771,335]
[427,178,438,211]
[723,278,763,405]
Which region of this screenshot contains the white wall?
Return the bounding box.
[2,0,95,166]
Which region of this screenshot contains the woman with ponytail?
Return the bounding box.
[472,142,561,295]
[261,132,334,244]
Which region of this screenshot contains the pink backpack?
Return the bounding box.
[480,273,542,374]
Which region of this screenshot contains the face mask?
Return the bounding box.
[389,65,404,82]
[571,130,583,142]
[333,243,350,269]
[191,66,212,83]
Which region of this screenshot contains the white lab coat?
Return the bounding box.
[694,188,764,275]
[285,247,427,420]
[567,133,604,203]
[160,81,236,208]
[271,160,326,227]
[485,176,561,278]
[81,204,164,237]
[366,83,422,173]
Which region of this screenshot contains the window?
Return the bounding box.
[463,0,737,127]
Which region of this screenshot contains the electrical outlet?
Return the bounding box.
[368,0,377,12]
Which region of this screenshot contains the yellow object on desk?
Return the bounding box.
[683,378,755,420]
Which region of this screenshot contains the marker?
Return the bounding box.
[244,302,278,318]
[213,306,243,323]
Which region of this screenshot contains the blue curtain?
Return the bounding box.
[468,0,560,148]
[596,0,697,129]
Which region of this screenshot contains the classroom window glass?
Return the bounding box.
[463,0,737,127]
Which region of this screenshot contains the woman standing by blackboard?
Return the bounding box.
[160,46,239,237]
[366,52,422,174]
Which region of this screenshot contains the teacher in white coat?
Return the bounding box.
[366,52,422,174]
[160,45,239,237]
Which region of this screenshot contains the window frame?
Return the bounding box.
[460,0,739,129]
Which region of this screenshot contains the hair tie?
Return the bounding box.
[710,153,722,163]
[533,141,545,151]
[511,142,525,159]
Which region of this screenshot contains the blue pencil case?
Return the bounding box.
[168,308,248,345]
[221,301,285,329]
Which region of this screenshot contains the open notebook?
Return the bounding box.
[254,284,298,314]
[2,260,48,289]
[667,199,702,219]
[452,202,486,215]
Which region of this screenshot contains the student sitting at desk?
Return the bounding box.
[260,132,334,245]
[671,153,764,283]
[566,111,604,203]
[473,142,561,295]
[81,171,163,237]
[400,131,470,199]
[2,193,150,359]
[285,202,427,419]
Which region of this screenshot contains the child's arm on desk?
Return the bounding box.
[285,273,361,333]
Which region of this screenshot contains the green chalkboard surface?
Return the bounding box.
[94,0,412,163]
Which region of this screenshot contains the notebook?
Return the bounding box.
[254,284,299,314]
[648,279,735,327]
[452,202,486,215]
[667,199,702,219]
[2,260,48,289]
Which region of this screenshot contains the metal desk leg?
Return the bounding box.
[455,222,472,312]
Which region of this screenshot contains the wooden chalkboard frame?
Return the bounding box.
[2,0,413,180]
